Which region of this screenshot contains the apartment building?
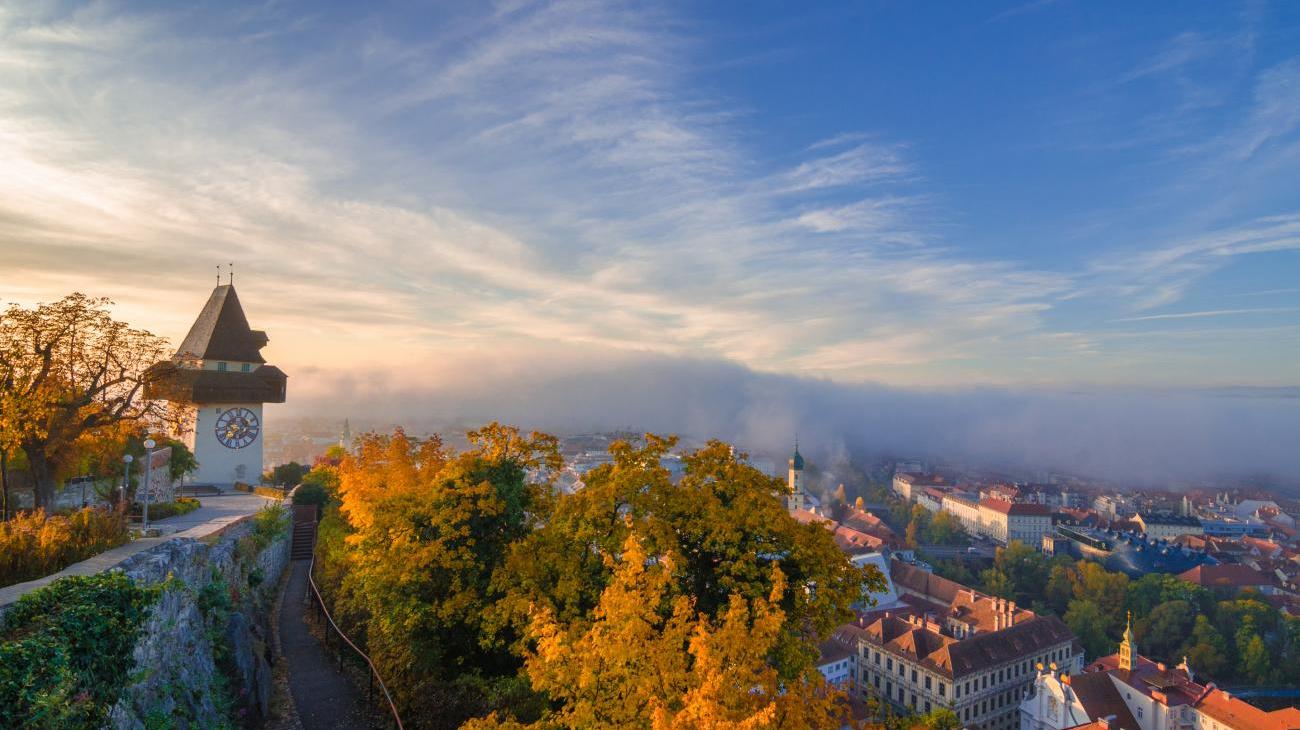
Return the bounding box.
[893,472,948,502]
[942,492,982,536]
[978,498,1053,546]
[1133,512,1203,541]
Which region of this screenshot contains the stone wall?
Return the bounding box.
[106,513,291,729]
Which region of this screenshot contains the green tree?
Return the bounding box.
[991,541,1048,604]
[1044,564,1075,615]
[1135,600,1195,663]
[1071,562,1129,633]
[1064,600,1111,659]
[269,461,307,486]
[931,559,976,587]
[1239,634,1272,685]
[1179,615,1230,679]
[925,510,966,545]
[1126,573,1212,617]
[163,438,198,482]
[980,568,1014,600]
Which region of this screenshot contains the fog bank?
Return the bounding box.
[279,352,1300,488]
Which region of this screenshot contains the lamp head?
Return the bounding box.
[123,454,134,464]
[143,438,156,450]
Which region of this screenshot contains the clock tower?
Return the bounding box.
[146,282,287,487]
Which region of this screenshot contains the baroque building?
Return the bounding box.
[852,560,1082,729]
[1019,615,1300,730]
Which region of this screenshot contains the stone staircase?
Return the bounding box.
[290,505,318,561]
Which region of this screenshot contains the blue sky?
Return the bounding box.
[1,0,1298,393]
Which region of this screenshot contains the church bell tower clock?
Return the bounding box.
[146,279,287,487]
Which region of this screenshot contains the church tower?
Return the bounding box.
[787,440,806,511]
[146,282,287,487]
[1118,611,1136,671]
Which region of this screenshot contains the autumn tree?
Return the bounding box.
[0,295,173,509]
[327,425,562,728]
[468,528,852,730]
[496,436,879,680]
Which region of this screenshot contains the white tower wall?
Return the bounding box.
[189,403,265,486]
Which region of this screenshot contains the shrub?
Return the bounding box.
[291,482,330,507]
[129,497,201,520]
[0,508,130,588]
[249,504,288,550]
[0,572,159,729]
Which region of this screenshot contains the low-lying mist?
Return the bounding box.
[280,351,1300,490]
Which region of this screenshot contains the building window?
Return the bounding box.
[911,670,917,683]
[887,658,893,671]
[241,363,251,372]
[217,361,228,371]
[925,676,932,690]
[941,683,947,697]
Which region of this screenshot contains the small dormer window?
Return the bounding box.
[217,361,228,371]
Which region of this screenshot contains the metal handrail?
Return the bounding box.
[305,535,405,730]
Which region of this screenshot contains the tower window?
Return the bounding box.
[217,361,228,371]
[241,363,251,372]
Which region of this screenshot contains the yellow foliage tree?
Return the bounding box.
[469,526,852,730]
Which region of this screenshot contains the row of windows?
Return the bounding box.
[863,643,1072,706]
[214,361,253,372]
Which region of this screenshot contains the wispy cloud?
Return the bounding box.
[1111,307,1300,323]
[0,0,1084,386]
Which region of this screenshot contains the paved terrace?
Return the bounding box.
[0,491,278,609]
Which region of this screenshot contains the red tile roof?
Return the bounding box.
[978,498,1051,516]
[1177,564,1272,588]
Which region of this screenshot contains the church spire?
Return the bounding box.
[1118,611,1136,671]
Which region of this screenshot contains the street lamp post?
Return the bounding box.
[122,454,134,512]
[142,439,156,531]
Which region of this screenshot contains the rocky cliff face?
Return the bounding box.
[107,514,290,729]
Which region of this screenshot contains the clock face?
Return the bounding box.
[215,407,260,449]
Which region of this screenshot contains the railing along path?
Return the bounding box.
[306,545,405,729]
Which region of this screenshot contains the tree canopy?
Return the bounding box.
[0,294,175,509]
[313,428,883,729]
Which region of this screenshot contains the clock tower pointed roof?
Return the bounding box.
[175,284,268,363]
[145,282,286,405]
